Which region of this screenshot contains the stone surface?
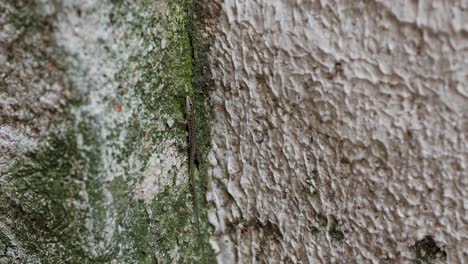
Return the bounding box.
[0,0,214,262]
[2,0,467,263]
[207,0,467,263]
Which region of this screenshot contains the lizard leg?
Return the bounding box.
[167,117,187,129]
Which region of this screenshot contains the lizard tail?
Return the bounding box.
[192,179,204,252]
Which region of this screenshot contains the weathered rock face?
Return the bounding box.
[1,0,466,263]
[0,0,214,262]
[207,1,467,263]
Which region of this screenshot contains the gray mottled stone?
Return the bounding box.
[0,0,214,263]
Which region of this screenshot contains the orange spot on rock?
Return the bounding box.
[115,104,122,112]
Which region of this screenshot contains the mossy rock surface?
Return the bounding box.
[0,0,215,263]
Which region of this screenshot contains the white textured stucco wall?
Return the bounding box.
[207,1,467,263]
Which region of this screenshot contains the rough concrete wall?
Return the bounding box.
[207,0,467,263]
[0,0,214,262]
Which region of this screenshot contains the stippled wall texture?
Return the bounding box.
[207,1,467,263]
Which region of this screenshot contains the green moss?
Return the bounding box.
[110,0,215,262]
[411,236,447,264]
[2,0,216,262]
[6,119,102,263]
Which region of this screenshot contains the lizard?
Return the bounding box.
[184,95,202,244]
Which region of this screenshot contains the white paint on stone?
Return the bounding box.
[208,0,467,263]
